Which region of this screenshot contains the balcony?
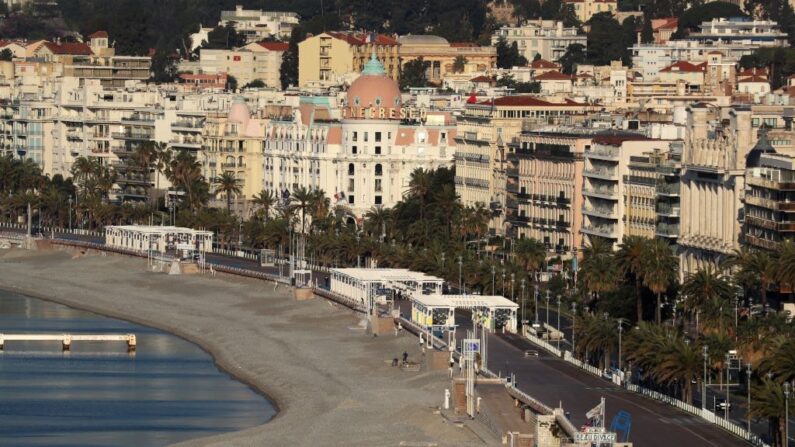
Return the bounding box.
[586,146,620,161]
[582,224,617,239]
[112,132,153,141]
[745,195,795,211]
[506,167,519,178]
[506,198,518,209]
[584,167,618,180]
[583,186,617,200]
[172,121,204,132]
[507,214,529,227]
[656,203,680,217]
[583,205,617,219]
[745,234,780,250]
[747,176,795,191]
[655,223,679,238]
[121,113,155,126]
[656,182,680,196]
[170,139,202,149]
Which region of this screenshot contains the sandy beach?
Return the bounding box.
[0,247,485,447]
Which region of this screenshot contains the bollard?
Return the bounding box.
[127,334,137,352]
[444,389,450,410]
[62,334,71,351]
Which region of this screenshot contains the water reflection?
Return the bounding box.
[0,292,275,446]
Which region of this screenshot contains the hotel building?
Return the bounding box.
[491,20,586,62]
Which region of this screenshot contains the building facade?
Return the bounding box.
[491,20,586,62]
[219,5,300,41]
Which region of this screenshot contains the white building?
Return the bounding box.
[491,20,586,62]
[686,18,787,47]
[219,5,300,41]
[179,44,288,89]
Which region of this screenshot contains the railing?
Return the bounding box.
[656,182,680,195]
[583,167,617,178]
[656,203,680,216]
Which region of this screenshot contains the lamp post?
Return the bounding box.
[491,265,496,295]
[572,302,577,355]
[238,220,243,249]
[556,294,561,350]
[726,352,731,420]
[703,346,709,411]
[746,362,752,434]
[458,255,463,293]
[441,252,445,269]
[617,320,624,371]
[520,279,526,332]
[534,283,539,323]
[68,195,73,231]
[785,382,791,447]
[546,290,550,327]
[510,273,515,302]
[356,233,361,268]
[502,269,506,297]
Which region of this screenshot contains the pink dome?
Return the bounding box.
[228,97,251,127]
[345,54,401,120]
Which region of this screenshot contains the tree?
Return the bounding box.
[280,26,305,89]
[203,23,246,49]
[616,236,648,323]
[515,238,546,273]
[452,55,467,73]
[750,378,793,447]
[559,43,586,74]
[579,237,618,304]
[496,74,541,93]
[213,172,241,214]
[291,186,313,234]
[511,0,542,23]
[226,75,238,92]
[252,190,277,221]
[681,265,733,333]
[587,12,629,66]
[641,15,654,44]
[495,36,528,68]
[673,2,746,38]
[400,57,430,90]
[642,239,678,324]
[0,49,12,61]
[244,79,265,89]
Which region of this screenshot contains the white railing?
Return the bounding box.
[522,327,562,357]
[0,222,103,238]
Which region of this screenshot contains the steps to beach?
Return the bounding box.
[0,333,137,352]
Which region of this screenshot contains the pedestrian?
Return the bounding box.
[392,358,398,367]
[402,351,408,364]
[398,321,402,334]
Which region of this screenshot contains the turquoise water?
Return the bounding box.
[0,291,276,446]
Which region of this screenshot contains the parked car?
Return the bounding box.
[524,350,539,358]
[715,399,732,412]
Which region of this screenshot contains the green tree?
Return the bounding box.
[252,189,277,221]
[587,12,629,66]
[244,79,265,89]
[495,36,528,68]
[399,57,430,90]
[280,26,306,89]
[213,172,241,214]
[750,378,793,447]
[616,236,648,323]
[290,186,313,234]
[0,49,12,61]
[203,23,246,49]
[559,43,586,74]
[681,265,734,333]
[642,239,678,324]
[511,0,542,23]
[226,75,238,91]
[452,55,467,73]
[640,15,654,44]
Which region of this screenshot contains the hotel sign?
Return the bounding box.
[342,106,427,120]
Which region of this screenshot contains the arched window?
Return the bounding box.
[348,163,355,176]
[374,164,382,176]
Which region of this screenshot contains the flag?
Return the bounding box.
[586,400,604,421]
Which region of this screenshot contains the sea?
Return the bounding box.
[0,290,276,446]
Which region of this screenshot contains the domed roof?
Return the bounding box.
[228,96,250,126]
[398,35,450,45]
[746,127,776,168]
[346,53,401,119]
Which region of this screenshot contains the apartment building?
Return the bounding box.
[219,5,300,41]
[455,95,594,235]
[179,42,287,89]
[686,18,787,47]
[397,35,496,85]
[491,20,586,62]
[580,133,674,249]
[744,148,795,251]
[563,0,617,24]
[506,126,593,255]
[298,32,400,87]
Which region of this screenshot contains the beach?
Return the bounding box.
[0,247,484,447]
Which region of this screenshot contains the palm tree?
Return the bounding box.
[681,265,733,334]
[579,237,618,304]
[616,236,649,323]
[514,238,546,273]
[653,336,701,404]
[406,168,432,221]
[723,247,776,308]
[364,206,391,240]
[759,338,795,384]
[252,189,277,221]
[775,240,795,297]
[290,186,313,234]
[433,184,460,235]
[642,239,679,324]
[166,151,207,213]
[750,378,793,447]
[213,172,242,214]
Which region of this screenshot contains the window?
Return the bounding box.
[352,131,358,142]
[348,178,355,192]
[352,145,357,154]
[752,118,760,127]
[364,132,368,142]
[348,163,355,175]
[375,195,382,205]
[375,164,382,176]
[375,178,382,192]
[348,195,355,204]
[764,118,777,127]
[375,132,382,142]
[375,146,381,155]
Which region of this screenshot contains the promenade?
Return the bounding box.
[0,248,483,447]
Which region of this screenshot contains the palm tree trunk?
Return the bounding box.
[636,279,643,322]
[227,193,232,214]
[656,292,662,324]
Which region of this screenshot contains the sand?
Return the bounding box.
[0,248,486,447]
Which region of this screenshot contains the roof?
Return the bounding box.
[41,41,94,56]
[652,18,678,30]
[534,70,572,81]
[479,96,586,107]
[659,61,705,73]
[327,32,398,46]
[257,41,289,51]
[412,294,519,309]
[331,268,444,283]
[591,130,651,145]
[707,50,724,55]
[530,58,559,69]
[739,67,768,77]
[88,31,108,39]
[106,225,213,236]
[398,35,449,45]
[739,75,769,83]
[450,42,479,47]
[470,75,495,82]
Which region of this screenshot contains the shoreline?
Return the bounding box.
[0,248,484,447]
[0,282,284,419]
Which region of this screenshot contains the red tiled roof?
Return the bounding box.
[470,75,495,82]
[652,18,678,31]
[41,41,93,56]
[88,31,108,39]
[739,76,769,83]
[534,70,572,81]
[738,67,768,77]
[257,41,289,51]
[659,61,705,73]
[707,50,724,55]
[530,58,559,69]
[479,96,585,107]
[326,32,398,46]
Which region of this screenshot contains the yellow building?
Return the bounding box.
[201,98,266,217]
[298,32,399,87]
[397,35,496,86]
[564,0,616,23]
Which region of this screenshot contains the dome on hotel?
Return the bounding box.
[228,96,251,126]
[346,53,401,119]
[397,35,449,45]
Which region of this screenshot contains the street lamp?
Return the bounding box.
[491,265,496,295]
[67,195,73,231]
[703,345,709,411]
[556,294,561,350]
[572,301,577,355]
[617,319,626,371]
[746,362,752,434]
[502,269,506,297]
[534,283,539,323]
[545,290,550,327]
[520,279,526,332]
[725,352,731,420]
[356,233,361,268]
[785,382,791,447]
[458,255,463,293]
[441,252,445,269]
[510,273,515,302]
